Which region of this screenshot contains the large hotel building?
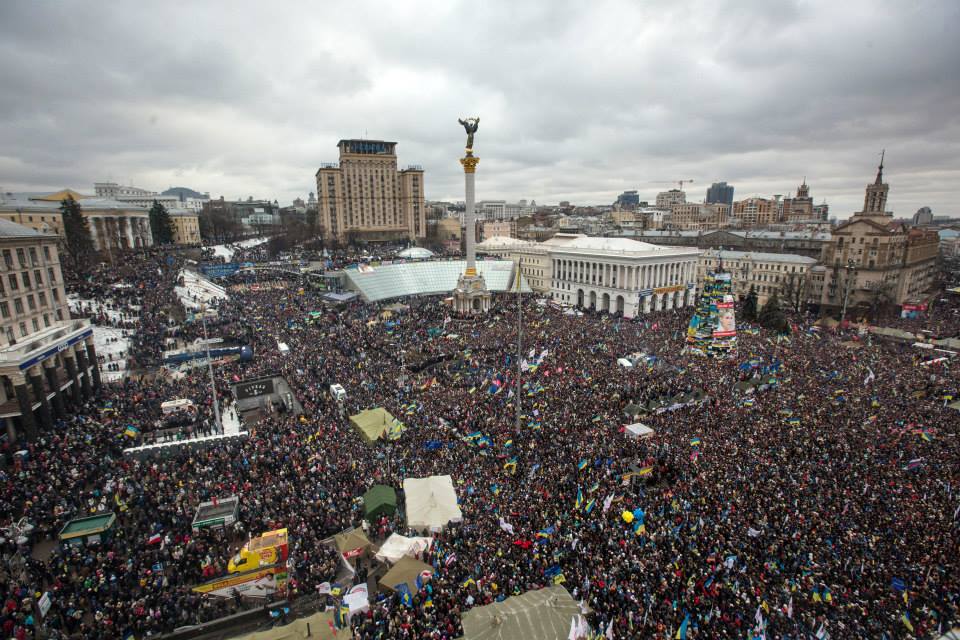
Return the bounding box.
[316,140,425,243]
[0,220,101,440]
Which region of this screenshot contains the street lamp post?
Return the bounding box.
[840,259,856,322]
[515,254,523,435]
[200,305,223,433]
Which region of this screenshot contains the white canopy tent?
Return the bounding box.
[374,533,434,564]
[625,423,654,440]
[403,475,463,532]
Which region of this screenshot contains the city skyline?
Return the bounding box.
[1,0,957,219]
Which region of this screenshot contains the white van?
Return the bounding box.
[161,399,195,415]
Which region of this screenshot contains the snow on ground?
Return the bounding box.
[221,403,242,436]
[93,326,131,383]
[206,236,269,262]
[68,295,138,325]
[175,270,229,310]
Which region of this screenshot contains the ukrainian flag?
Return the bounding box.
[577,458,589,471]
[901,610,914,633]
[123,425,139,438]
[787,417,801,426]
[637,466,654,476]
[504,457,518,474]
[584,498,596,514]
[575,486,583,510]
[690,437,702,446]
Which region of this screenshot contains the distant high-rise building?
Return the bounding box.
[615,190,640,210]
[655,189,686,208]
[912,207,933,226]
[813,203,829,221]
[782,179,815,222]
[316,140,425,242]
[705,182,734,207]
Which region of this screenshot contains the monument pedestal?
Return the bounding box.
[453,271,491,314]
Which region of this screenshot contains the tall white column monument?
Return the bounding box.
[453,116,491,314]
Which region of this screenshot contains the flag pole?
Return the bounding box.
[516,253,522,435]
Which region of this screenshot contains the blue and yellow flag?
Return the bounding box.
[901,610,914,633]
[577,458,589,471]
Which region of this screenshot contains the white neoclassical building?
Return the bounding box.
[477,234,700,317]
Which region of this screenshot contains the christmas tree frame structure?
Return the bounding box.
[686,271,737,357]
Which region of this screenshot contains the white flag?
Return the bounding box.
[602,494,614,514]
[787,596,793,619]
[499,517,514,535]
[863,368,875,386]
[747,527,762,537]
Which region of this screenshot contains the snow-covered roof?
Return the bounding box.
[476,236,533,250]
[397,247,435,259]
[562,236,665,252]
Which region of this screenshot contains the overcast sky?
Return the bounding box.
[1,0,957,218]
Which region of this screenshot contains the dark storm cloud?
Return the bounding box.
[0,0,957,217]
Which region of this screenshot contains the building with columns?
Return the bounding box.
[0,220,100,440]
[0,189,153,252]
[549,236,699,315]
[477,234,699,317]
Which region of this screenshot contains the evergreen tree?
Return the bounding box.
[149,200,176,244]
[758,292,790,334]
[60,196,94,270]
[742,285,759,322]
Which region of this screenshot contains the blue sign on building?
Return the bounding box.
[19,328,94,371]
[200,263,240,278]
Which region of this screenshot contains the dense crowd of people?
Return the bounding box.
[0,243,957,639]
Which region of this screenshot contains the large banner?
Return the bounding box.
[201,263,240,278]
[235,378,275,400]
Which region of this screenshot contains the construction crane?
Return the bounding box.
[650,179,695,191]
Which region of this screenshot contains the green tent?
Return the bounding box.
[363,485,397,520]
[349,408,396,445]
